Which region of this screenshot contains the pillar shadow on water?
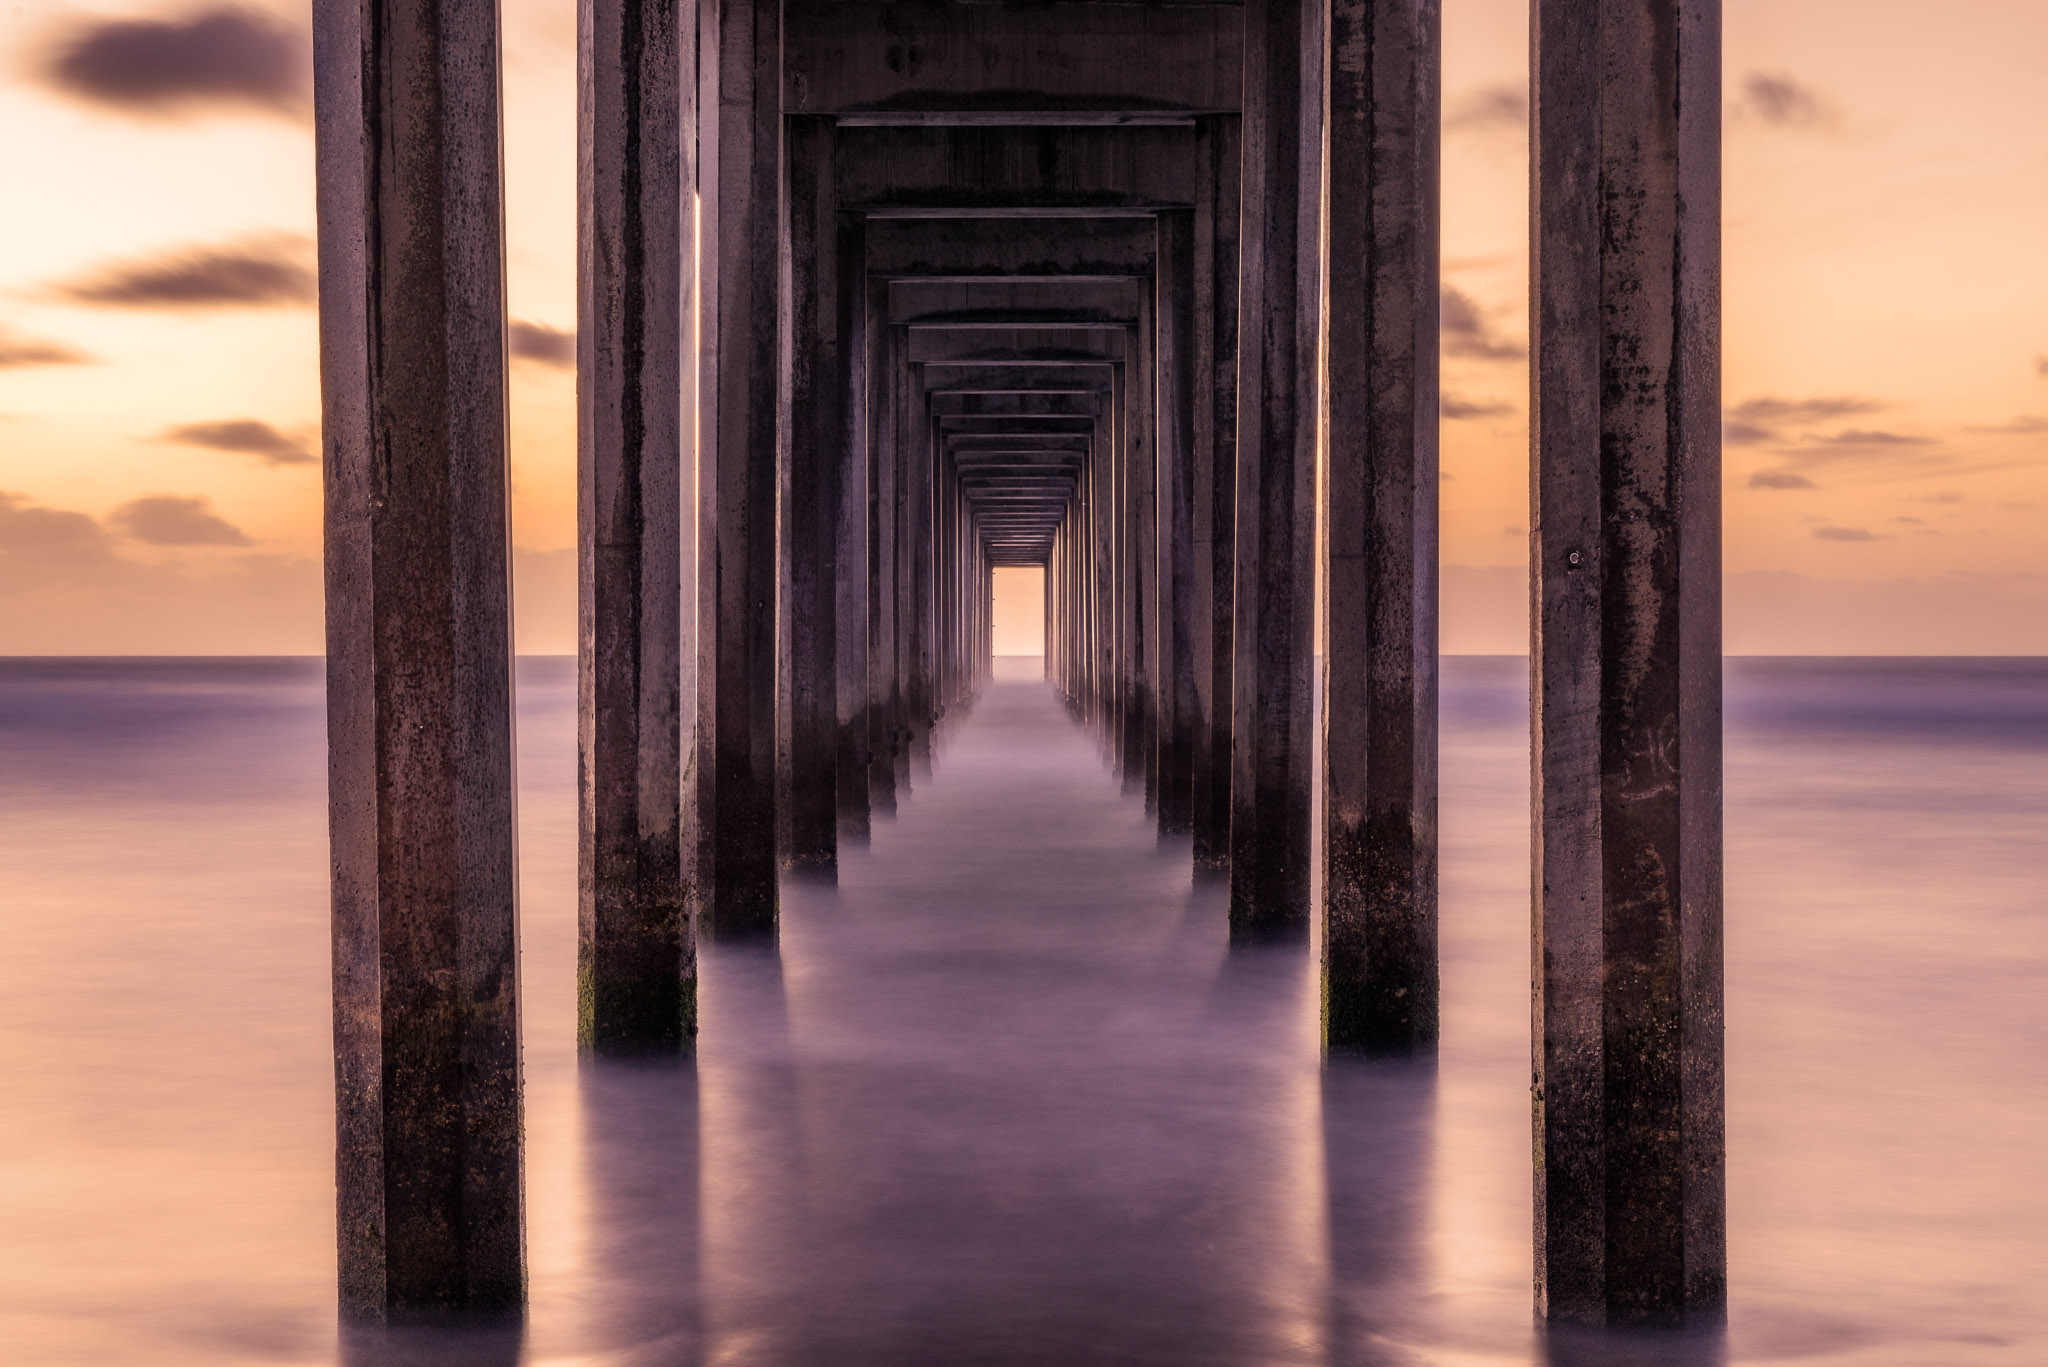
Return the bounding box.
[1320,1055,1434,1366]
[694,935,806,1363]
[575,1055,702,1367]
[1542,1322,1728,1367]
[338,1320,522,1367]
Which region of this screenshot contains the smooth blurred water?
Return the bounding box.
[0,656,2042,1366]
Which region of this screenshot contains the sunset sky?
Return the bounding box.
[0,0,2043,654]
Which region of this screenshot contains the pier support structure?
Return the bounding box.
[1320,0,1440,1051]
[1531,0,1725,1325]
[315,0,1725,1325]
[578,0,697,1052]
[315,0,525,1316]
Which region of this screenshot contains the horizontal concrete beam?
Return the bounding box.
[837,126,1199,211]
[928,392,1101,416]
[866,219,1153,280]
[923,365,1113,392]
[936,416,1095,432]
[786,0,1241,117]
[891,279,1144,324]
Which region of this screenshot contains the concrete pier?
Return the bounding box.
[577,0,696,1052]
[697,0,781,936]
[1191,115,1240,873]
[835,216,873,840]
[313,0,1729,1325]
[1229,0,1323,940]
[314,0,524,1315]
[1532,0,1725,1325]
[1154,209,1197,837]
[785,114,840,874]
[1320,0,1440,1052]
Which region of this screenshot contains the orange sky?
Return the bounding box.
[1,0,2043,654]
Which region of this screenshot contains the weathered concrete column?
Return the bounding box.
[1532,0,1724,1326]
[1320,0,1439,1053]
[866,285,901,815]
[835,215,872,839]
[1127,312,1158,808]
[314,0,523,1315]
[905,360,936,763]
[1230,0,1324,938]
[577,0,696,1053]
[784,115,838,873]
[696,0,780,935]
[1155,209,1197,836]
[1092,395,1117,740]
[888,329,915,791]
[1192,115,1241,873]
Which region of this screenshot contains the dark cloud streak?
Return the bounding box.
[34,7,310,119]
[1733,72,1842,132]
[509,320,575,368]
[1440,287,1524,362]
[1441,392,1513,421]
[1445,84,1524,134]
[164,419,313,466]
[57,240,314,309]
[0,325,94,367]
[109,495,251,547]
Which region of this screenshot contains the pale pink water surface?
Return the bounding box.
[0,656,2042,1365]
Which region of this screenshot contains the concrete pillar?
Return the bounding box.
[835,216,872,839]
[1320,0,1439,1053]
[314,0,523,1315]
[1532,0,1724,1325]
[1092,396,1118,742]
[1128,311,1158,809]
[890,334,916,791]
[906,361,936,763]
[1230,0,1324,938]
[867,287,901,815]
[1155,208,1197,836]
[784,115,838,873]
[696,0,780,936]
[577,0,696,1053]
[1192,115,1242,873]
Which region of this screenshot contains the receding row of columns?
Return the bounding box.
[312,0,1722,1330]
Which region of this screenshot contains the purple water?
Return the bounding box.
[0,656,2042,1365]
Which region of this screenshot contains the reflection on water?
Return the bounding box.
[0,657,2043,1364]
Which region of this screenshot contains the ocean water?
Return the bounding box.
[0,656,2042,1366]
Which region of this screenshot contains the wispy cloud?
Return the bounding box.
[108,495,251,546]
[30,7,309,120]
[1732,72,1843,133]
[1441,287,1523,362]
[0,324,93,367]
[1966,415,2048,435]
[2036,355,2048,380]
[0,491,114,567]
[162,419,313,466]
[1748,470,1815,490]
[509,320,574,368]
[1441,392,1513,421]
[1811,429,1935,447]
[55,238,314,309]
[1813,525,1880,542]
[1445,84,1524,134]
[1729,395,1884,428]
